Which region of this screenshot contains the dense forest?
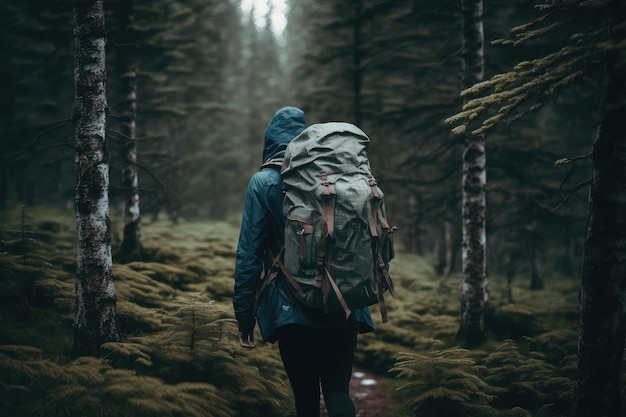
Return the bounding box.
[0,0,624,416]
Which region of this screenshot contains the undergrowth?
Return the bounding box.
[0,204,594,417]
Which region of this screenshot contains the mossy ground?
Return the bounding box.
[0,204,611,417]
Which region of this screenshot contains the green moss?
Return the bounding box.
[0,206,595,417]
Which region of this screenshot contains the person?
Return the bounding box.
[232,106,375,417]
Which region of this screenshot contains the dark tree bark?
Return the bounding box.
[165,122,182,224]
[573,2,626,415]
[437,221,453,293]
[529,245,544,290]
[352,0,362,126]
[458,0,488,347]
[73,0,121,357]
[436,221,452,276]
[505,253,515,304]
[114,0,142,263]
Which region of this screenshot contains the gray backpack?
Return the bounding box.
[278,122,395,322]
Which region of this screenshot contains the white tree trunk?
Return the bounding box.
[73,0,120,356]
[116,0,142,263]
[459,0,488,346]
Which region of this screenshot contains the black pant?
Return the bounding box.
[278,321,358,417]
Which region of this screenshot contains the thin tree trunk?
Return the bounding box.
[115,0,142,263]
[165,123,182,224]
[352,0,362,126]
[447,228,461,278]
[573,2,626,415]
[458,0,488,347]
[437,221,453,293]
[0,166,6,208]
[73,0,120,357]
[505,252,514,304]
[529,245,544,290]
[436,221,452,276]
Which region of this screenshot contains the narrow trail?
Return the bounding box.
[320,368,395,417]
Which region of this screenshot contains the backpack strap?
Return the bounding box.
[320,170,336,238]
[254,248,282,312]
[368,173,396,323]
[273,252,307,301]
[255,247,304,312]
[322,237,351,318]
[317,170,353,318]
[368,174,381,237]
[257,248,283,296]
[260,157,284,171]
[323,266,352,320]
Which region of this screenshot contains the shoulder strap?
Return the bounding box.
[368,173,396,323]
[260,157,284,171]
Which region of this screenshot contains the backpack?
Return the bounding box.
[277,122,396,323]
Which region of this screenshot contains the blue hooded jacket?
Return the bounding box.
[233,106,374,343]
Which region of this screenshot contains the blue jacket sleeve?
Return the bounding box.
[233,173,270,332]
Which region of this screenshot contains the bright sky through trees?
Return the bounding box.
[240,0,288,34]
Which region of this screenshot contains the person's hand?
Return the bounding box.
[239,331,256,348]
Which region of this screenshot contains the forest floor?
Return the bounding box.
[322,367,395,417]
[0,207,582,417]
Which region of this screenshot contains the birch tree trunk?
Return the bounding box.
[73,0,120,356]
[574,2,626,415]
[115,0,142,263]
[458,0,488,346]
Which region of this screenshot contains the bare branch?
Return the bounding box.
[552,178,592,212]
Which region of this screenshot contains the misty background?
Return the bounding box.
[0,0,594,283]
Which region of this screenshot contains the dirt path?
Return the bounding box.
[320,368,395,417]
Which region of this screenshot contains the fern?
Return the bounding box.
[42,356,233,417]
[101,342,154,368]
[390,346,496,417]
[482,339,573,413]
[128,294,288,417]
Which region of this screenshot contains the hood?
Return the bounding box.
[263,106,307,163]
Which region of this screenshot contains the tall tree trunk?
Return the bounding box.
[437,221,453,293]
[529,245,544,290]
[73,0,121,357]
[573,2,626,415]
[0,166,7,208]
[165,123,182,224]
[436,221,452,276]
[352,0,362,126]
[458,0,488,347]
[505,252,515,304]
[115,0,142,263]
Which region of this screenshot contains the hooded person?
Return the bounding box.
[232,106,374,417]
[233,106,308,346]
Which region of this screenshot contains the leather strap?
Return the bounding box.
[324,266,352,319]
[263,247,305,298]
[368,174,380,198]
[367,178,396,323]
[368,174,381,237]
[320,170,336,238]
[278,262,304,296]
[378,253,396,298]
[318,169,335,271]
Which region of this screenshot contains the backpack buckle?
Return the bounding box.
[320,170,336,197]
